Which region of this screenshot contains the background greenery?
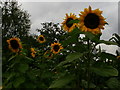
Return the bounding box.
[2,1,120,89]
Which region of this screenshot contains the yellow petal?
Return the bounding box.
[84,26,88,32]
[93,28,101,34]
[89,6,92,12]
[70,13,72,16]
[94,9,103,15]
[100,20,107,25]
[79,16,84,21]
[87,28,91,32]
[117,56,120,59]
[79,22,84,27]
[99,16,106,20]
[80,11,86,15]
[84,8,89,14]
[98,25,104,29]
[66,13,68,18]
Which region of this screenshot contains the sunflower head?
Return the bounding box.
[44,50,53,59]
[78,6,107,34]
[31,53,35,58]
[7,37,22,53]
[31,48,36,53]
[38,35,46,43]
[51,42,63,54]
[62,13,78,32]
[117,56,120,60]
[30,48,36,58]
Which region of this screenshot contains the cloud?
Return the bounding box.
[97,44,118,55]
[19,2,118,54]
[17,0,119,2]
[21,2,118,36]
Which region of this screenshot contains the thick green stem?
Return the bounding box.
[87,39,90,89]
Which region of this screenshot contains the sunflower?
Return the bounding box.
[31,48,36,53]
[38,35,46,43]
[51,42,63,54]
[31,48,36,58]
[62,13,78,32]
[117,56,120,60]
[78,6,107,34]
[31,53,35,58]
[44,50,53,59]
[7,37,22,53]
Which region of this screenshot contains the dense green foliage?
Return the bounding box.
[2,1,120,89]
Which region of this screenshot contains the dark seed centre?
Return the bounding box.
[66,18,73,28]
[39,37,44,41]
[10,40,19,49]
[53,45,60,52]
[84,13,100,29]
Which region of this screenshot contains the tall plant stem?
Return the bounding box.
[87,39,90,89]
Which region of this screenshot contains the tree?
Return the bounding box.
[2,1,31,38]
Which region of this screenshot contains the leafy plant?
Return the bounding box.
[2,1,120,89]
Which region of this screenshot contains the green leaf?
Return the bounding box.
[111,33,120,47]
[18,63,29,73]
[41,71,53,79]
[8,54,17,62]
[57,52,83,67]
[84,32,102,42]
[24,83,37,88]
[73,43,87,53]
[27,71,37,81]
[101,52,117,60]
[66,52,83,61]
[3,72,16,85]
[62,28,81,46]
[114,33,120,41]
[15,55,25,62]
[85,32,95,40]
[92,34,101,42]
[98,40,118,45]
[81,80,96,88]
[91,66,118,77]
[49,75,75,88]
[7,72,16,81]
[13,77,25,88]
[67,19,80,24]
[6,82,13,88]
[25,56,34,62]
[106,78,120,88]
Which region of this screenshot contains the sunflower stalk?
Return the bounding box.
[87,38,91,89]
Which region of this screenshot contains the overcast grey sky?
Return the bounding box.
[18,1,119,54]
[20,2,118,39]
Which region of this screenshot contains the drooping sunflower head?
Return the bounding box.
[31,53,35,58]
[78,6,107,34]
[38,35,46,43]
[44,50,53,59]
[31,48,36,53]
[30,48,36,58]
[7,37,22,53]
[62,13,78,32]
[51,42,63,54]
